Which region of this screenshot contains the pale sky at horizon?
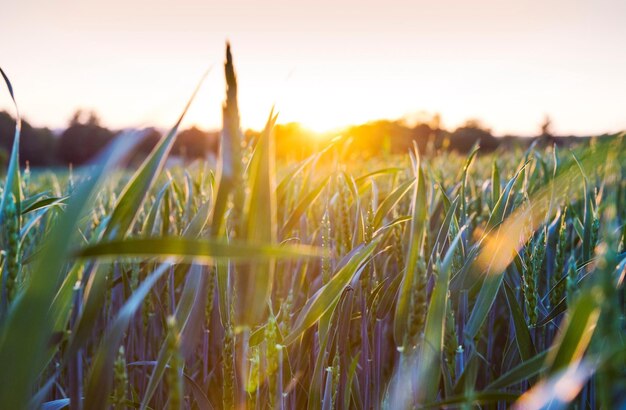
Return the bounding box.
[1,0,625,136]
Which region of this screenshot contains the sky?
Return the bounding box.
[1,0,625,136]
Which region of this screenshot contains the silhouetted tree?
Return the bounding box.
[173,126,219,159]
[0,111,58,166]
[57,110,114,164]
[449,120,498,152]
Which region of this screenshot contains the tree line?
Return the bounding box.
[0,110,597,168]
[0,110,219,168]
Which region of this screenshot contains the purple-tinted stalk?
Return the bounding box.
[322,367,333,410]
[360,294,370,410]
[373,320,382,410]
[277,345,285,410]
[240,328,250,409]
[69,283,83,410]
[203,329,210,384]
[169,266,175,315]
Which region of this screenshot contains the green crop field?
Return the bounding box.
[0,48,625,409]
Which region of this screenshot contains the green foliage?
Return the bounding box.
[1,52,625,410]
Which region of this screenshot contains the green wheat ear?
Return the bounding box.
[337,174,352,255]
[551,209,568,308]
[265,314,279,408]
[112,346,128,410]
[566,256,578,307]
[321,208,332,284]
[406,259,427,350]
[222,323,235,410]
[211,42,244,238]
[2,194,21,305]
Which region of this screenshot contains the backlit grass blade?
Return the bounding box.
[536,297,567,327]
[284,238,380,345]
[343,352,361,409]
[373,178,415,229]
[486,350,549,390]
[21,195,67,215]
[210,43,243,237]
[75,237,320,262]
[276,139,339,205]
[485,161,528,231]
[582,190,594,263]
[491,160,500,208]
[545,291,600,374]
[394,159,428,348]
[41,399,70,410]
[19,204,63,244]
[183,199,212,237]
[282,175,330,235]
[503,281,536,361]
[142,181,171,235]
[0,67,22,228]
[459,144,480,225]
[184,373,214,410]
[464,271,505,343]
[375,270,403,320]
[354,167,404,185]
[236,111,278,326]
[428,197,459,266]
[418,226,466,403]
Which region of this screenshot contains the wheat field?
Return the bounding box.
[0,46,625,409]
